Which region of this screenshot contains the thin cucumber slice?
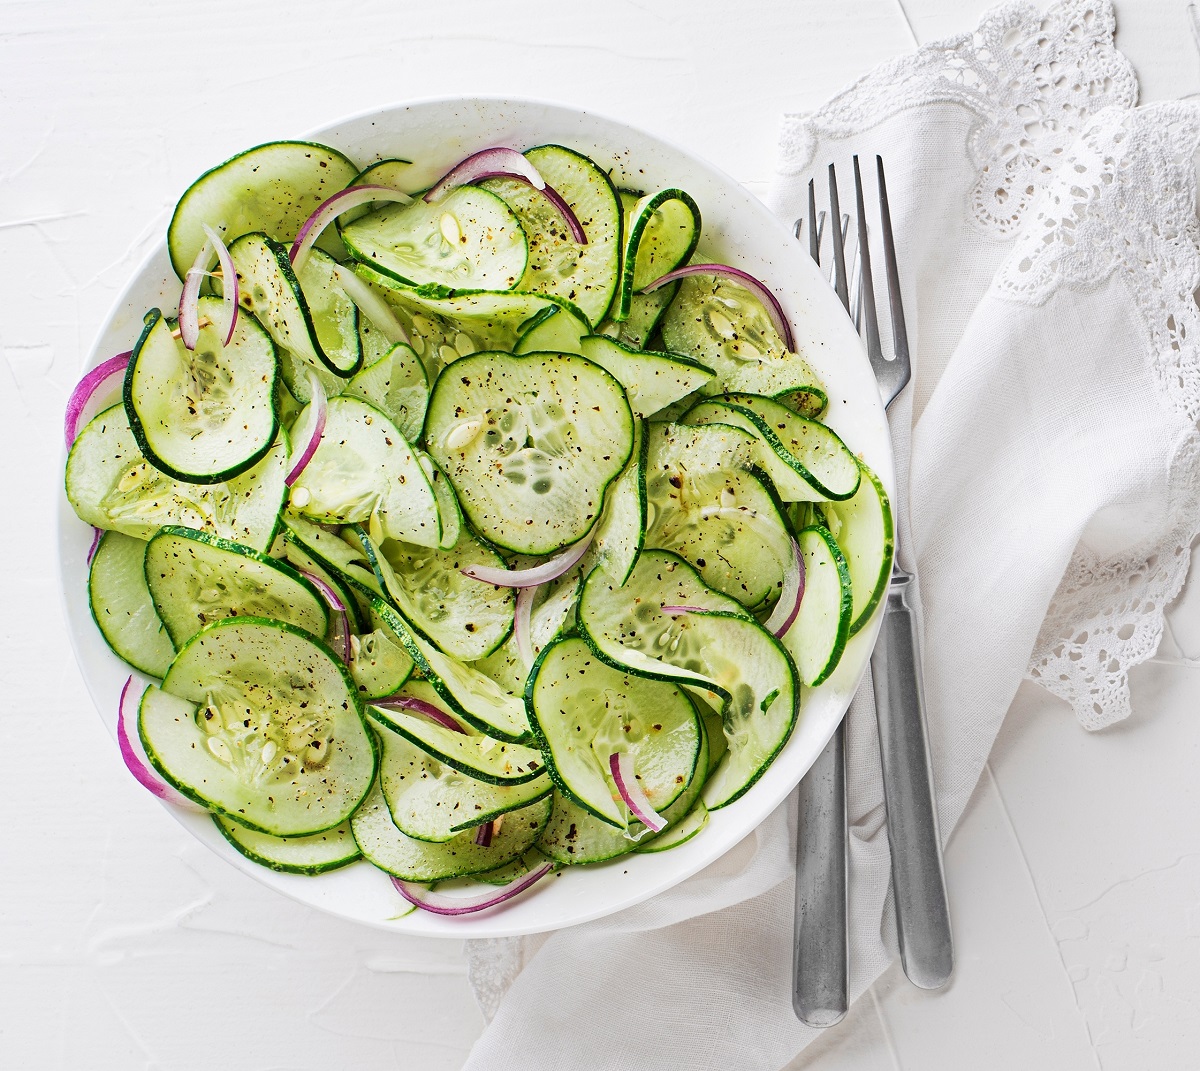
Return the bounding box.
[356,527,514,662]
[88,531,176,678]
[342,342,428,444]
[685,394,860,502]
[340,158,415,226]
[348,625,414,700]
[471,569,583,696]
[351,782,551,881]
[814,463,894,635]
[147,618,376,835]
[781,525,852,686]
[341,186,527,292]
[526,636,701,828]
[472,849,543,886]
[424,350,634,554]
[598,282,677,350]
[372,600,530,742]
[294,248,363,376]
[661,275,826,401]
[280,512,381,600]
[288,396,441,548]
[421,454,462,550]
[366,683,543,785]
[513,304,589,355]
[124,303,278,484]
[373,713,551,843]
[577,551,798,808]
[144,525,328,648]
[577,334,713,419]
[580,420,646,586]
[615,188,701,321]
[644,423,791,609]
[276,539,369,632]
[229,233,359,380]
[483,145,622,326]
[214,815,360,875]
[168,140,359,278]
[65,404,287,552]
[636,801,708,853]
[351,266,580,373]
[279,346,345,405]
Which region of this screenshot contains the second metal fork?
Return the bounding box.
[791,157,953,1028]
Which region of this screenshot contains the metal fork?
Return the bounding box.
[791,157,953,1028]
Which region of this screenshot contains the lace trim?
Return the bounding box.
[777,0,1137,237]
[1015,102,1200,728]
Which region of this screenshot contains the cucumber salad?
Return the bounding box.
[64,137,893,917]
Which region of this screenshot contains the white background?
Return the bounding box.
[4,1,1200,1067]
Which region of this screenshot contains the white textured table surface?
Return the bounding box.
[5,2,1199,1067]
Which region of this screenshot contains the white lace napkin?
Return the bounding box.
[462,2,1200,1066]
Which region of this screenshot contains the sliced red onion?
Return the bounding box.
[474,821,495,847]
[764,537,805,638]
[640,263,795,352]
[284,372,328,487]
[331,264,410,345]
[290,185,414,273]
[462,531,593,589]
[390,862,554,916]
[86,527,102,565]
[660,604,712,617]
[178,236,213,350]
[202,223,238,345]
[117,676,204,810]
[64,351,131,447]
[425,147,545,203]
[609,752,666,833]
[301,570,350,662]
[423,148,585,244]
[514,584,536,668]
[373,694,466,734]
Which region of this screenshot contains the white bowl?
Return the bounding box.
[58,97,893,938]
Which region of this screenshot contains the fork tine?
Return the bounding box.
[827,165,850,312]
[807,179,820,265]
[876,156,911,385]
[852,155,882,368]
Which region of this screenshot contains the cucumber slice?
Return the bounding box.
[356,527,514,662]
[351,782,551,881]
[88,531,176,678]
[614,188,701,321]
[513,305,589,355]
[65,404,287,551]
[527,637,701,828]
[340,158,415,227]
[781,525,852,686]
[598,282,678,350]
[288,396,441,548]
[341,186,527,292]
[483,145,622,326]
[342,342,428,444]
[144,525,328,648]
[280,512,381,600]
[580,419,646,586]
[146,619,376,835]
[229,234,360,380]
[644,423,791,609]
[276,537,369,632]
[167,140,359,279]
[348,624,414,700]
[124,303,278,484]
[814,463,894,635]
[421,454,462,550]
[372,600,530,742]
[214,815,360,875]
[577,551,798,808]
[294,248,363,376]
[424,350,634,554]
[366,683,543,785]
[372,712,552,842]
[661,275,826,401]
[577,335,713,419]
[636,801,709,853]
[279,346,346,406]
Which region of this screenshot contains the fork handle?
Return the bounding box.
[871,571,954,990]
[792,722,848,1027]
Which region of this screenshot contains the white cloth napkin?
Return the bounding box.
[463,2,1200,1066]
